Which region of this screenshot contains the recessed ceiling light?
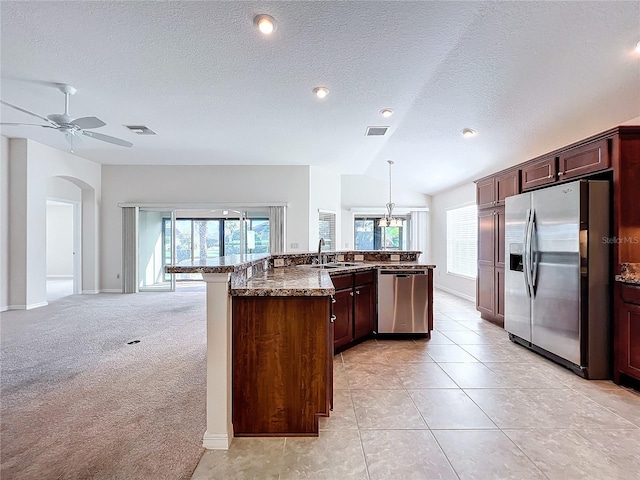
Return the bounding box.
[380,109,394,118]
[313,87,330,99]
[461,128,477,138]
[254,14,276,35]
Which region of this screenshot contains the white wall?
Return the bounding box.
[46,203,75,276]
[6,138,101,309]
[0,136,9,311]
[48,176,82,202]
[340,174,431,257]
[309,166,342,251]
[431,182,477,301]
[100,165,310,291]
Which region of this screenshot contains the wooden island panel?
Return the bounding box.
[232,295,331,436]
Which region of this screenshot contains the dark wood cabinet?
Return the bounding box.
[478,209,496,268]
[330,270,377,352]
[333,288,353,349]
[522,156,557,191]
[232,295,332,435]
[476,171,519,209]
[476,265,495,317]
[559,138,610,180]
[354,282,375,339]
[614,283,640,385]
[476,205,506,324]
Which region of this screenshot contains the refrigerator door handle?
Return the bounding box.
[523,208,533,298]
[530,210,538,296]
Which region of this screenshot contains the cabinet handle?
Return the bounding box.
[558,172,564,176]
[356,290,361,295]
[331,297,336,304]
[547,174,552,179]
[350,291,354,296]
[330,315,336,323]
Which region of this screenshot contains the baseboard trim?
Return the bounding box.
[82,290,99,294]
[434,285,475,303]
[202,432,231,450]
[0,305,8,312]
[47,275,74,279]
[8,301,49,310]
[100,289,123,293]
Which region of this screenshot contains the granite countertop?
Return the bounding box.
[165,253,270,274]
[615,263,640,285]
[230,262,436,297]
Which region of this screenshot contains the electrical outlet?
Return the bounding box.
[274,258,285,267]
[354,254,364,261]
[116,273,120,279]
[290,242,299,249]
[337,255,345,262]
[390,254,400,262]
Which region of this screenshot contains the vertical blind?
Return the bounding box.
[269,206,285,253]
[446,204,477,278]
[318,211,336,251]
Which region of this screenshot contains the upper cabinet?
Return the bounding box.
[522,155,557,191]
[558,139,610,180]
[476,170,520,209]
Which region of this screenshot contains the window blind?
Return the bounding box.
[318,211,336,251]
[446,205,478,278]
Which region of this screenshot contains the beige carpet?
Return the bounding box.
[1,287,207,479]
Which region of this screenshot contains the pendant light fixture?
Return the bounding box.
[379,160,403,228]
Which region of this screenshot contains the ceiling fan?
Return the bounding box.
[0,84,133,152]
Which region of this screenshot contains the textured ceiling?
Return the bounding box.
[1,1,639,194]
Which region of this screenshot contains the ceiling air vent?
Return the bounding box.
[365,126,389,136]
[124,125,157,135]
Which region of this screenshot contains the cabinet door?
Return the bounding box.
[495,207,506,269]
[495,267,505,323]
[354,282,375,339]
[333,289,353,350]
[478,209,496,267]
[495,171,520,206]
[477,265,495,317]
[476,177,495,209]
[618,300,640,380]
[559,139,610,180]
[522,156,557,191]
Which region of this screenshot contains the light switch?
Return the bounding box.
[354,254,364,261]
[390,254,400,262]
[290,243,299,249]
[337,255,345,262]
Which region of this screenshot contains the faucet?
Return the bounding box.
[317,238,325,264]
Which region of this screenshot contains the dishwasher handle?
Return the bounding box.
[379,270,427,276]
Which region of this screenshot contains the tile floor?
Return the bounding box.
[191,289,640,480]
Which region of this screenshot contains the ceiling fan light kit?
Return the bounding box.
[0,84,133,151]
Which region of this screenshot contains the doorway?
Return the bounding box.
[46,199,81,301]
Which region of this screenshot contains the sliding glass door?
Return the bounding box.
[138,209,175,291]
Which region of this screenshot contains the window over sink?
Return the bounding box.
[354,216,408,250]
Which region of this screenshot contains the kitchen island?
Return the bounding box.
[166,252,435,447]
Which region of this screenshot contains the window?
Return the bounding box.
[318,211,336,251]
[164,217,269,280]
[446,205,477,278]
[354,216,407,250]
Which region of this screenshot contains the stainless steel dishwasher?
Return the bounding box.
[377,270,429,334]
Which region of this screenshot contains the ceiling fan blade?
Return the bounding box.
[0,122,55,128]
[0,99,58,126]
[82,130,133,148]
[72,116,106,129]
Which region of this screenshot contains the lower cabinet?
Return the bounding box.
[331,270,377,352]
[232,295,332,435]
[614,283,640,385]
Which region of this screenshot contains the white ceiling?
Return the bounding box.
[1,1,639,195]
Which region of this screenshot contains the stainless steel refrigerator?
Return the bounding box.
[504,180,610,379]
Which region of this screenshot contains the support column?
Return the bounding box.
[201,272,233,449]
